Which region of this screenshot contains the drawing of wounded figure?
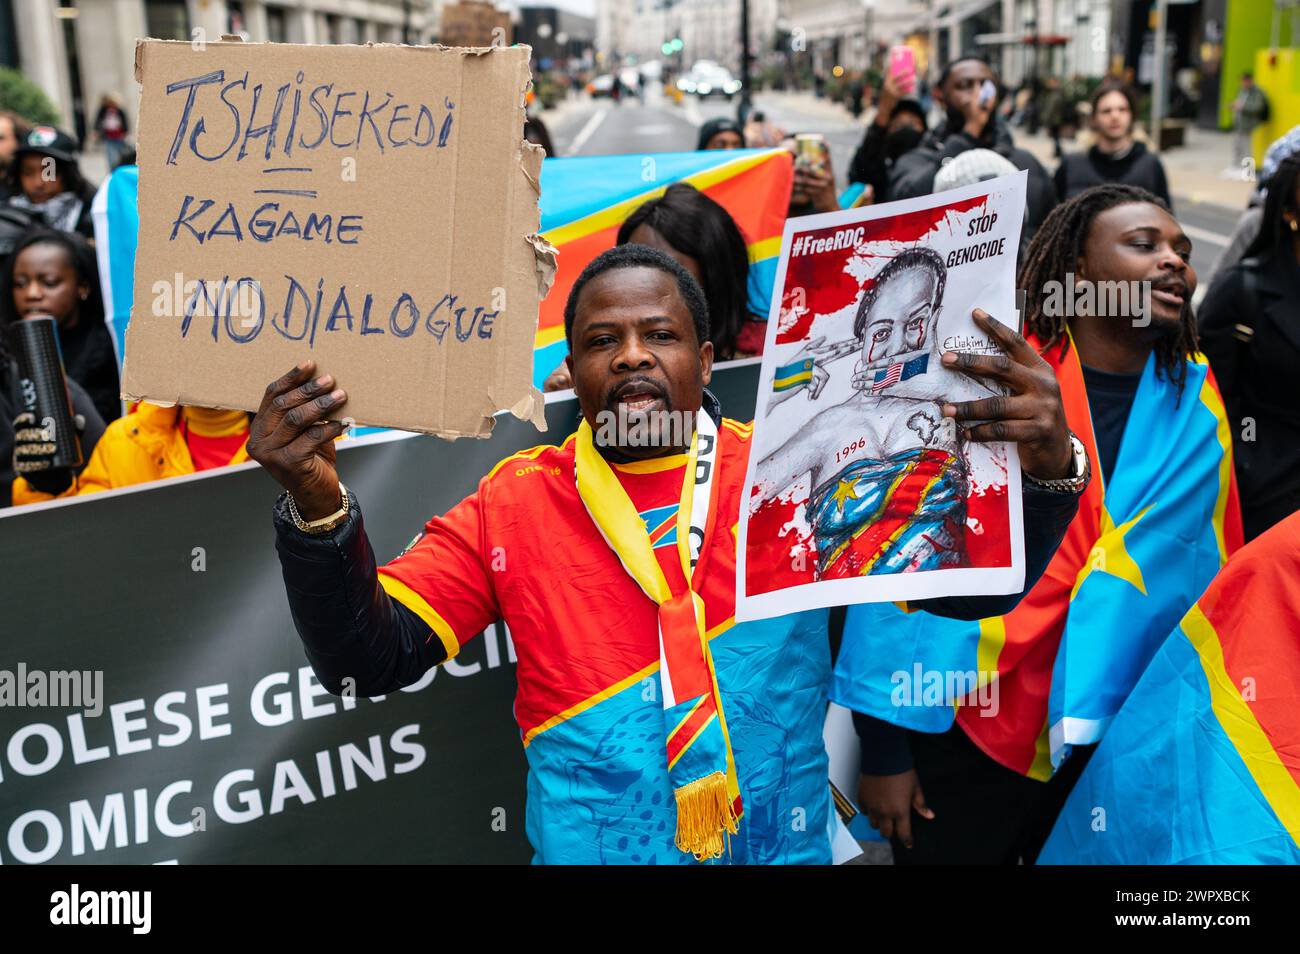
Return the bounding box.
[757,246,1001,578]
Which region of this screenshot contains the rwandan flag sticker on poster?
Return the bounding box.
[736,172,1029,620]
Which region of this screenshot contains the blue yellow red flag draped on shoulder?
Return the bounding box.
[1040,510,1300,863]
[832,333,1243,779]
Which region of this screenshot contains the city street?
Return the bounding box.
[67,84,1249,293]
[547,86,868,184]
[543,87,1247,290]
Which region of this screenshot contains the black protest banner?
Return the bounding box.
[0,362,760,864]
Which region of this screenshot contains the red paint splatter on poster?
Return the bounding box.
[776,194,989,345]
[745,488,816,596]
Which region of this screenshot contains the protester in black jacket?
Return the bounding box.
[1199,155,1300,540]
[696,117,744,151]
[3,127,97,243]
[889,57,1056,246]
[0,228,120,424]
[848,68,927,204]
[1054,80,1171,208]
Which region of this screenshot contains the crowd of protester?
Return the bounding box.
[4,54,1298,864]
[4,57,1296,535]
[3,61,1295,529]
[532,53,1295,861]
[0,115,194,507]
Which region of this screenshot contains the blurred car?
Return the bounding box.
[587,74,616,97]
[676,60,742,99]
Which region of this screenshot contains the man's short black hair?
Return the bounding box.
[937,55,993,89]
[564,243,711,349]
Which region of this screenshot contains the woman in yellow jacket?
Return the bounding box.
[12,401,250,505]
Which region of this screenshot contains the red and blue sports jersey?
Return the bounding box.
[376,418,836,864]
[611,453,692,590]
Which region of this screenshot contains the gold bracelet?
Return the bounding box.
[288,482,350,534]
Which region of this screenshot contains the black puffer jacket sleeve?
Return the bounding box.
[888,130,979,200]
[273,493,445,696]
[848,122,889,194]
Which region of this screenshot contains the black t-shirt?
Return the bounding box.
[1081,363,1142,485]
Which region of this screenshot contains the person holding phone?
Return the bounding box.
[783,133,841,216]
[889,55,1057,247]
[848,47,928,204]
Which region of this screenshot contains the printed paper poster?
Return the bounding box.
[737,172,1029,619]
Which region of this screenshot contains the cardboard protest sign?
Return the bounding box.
[124,39,555,438]
[737,172,1029,620]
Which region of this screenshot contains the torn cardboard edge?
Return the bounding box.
[135,36,527,80]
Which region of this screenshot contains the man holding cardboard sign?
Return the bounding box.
[252,244,1086,864]
[125,39,551,438]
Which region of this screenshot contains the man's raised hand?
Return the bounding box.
[940,308,1073,481]
[247,360,349,519]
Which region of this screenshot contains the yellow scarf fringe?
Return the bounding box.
[673,771,741,861]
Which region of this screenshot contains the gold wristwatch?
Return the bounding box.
[287,482,351,534]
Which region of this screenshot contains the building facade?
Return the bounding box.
[594,0,778,74]
[771,0,941,84]
[516,4,595,69]
[5,0,442,145]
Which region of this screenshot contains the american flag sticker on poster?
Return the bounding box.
[736,171,1029,620]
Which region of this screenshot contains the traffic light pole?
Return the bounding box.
[739,0,753,123]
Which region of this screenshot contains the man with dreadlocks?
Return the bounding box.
[834,184,1243,864]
